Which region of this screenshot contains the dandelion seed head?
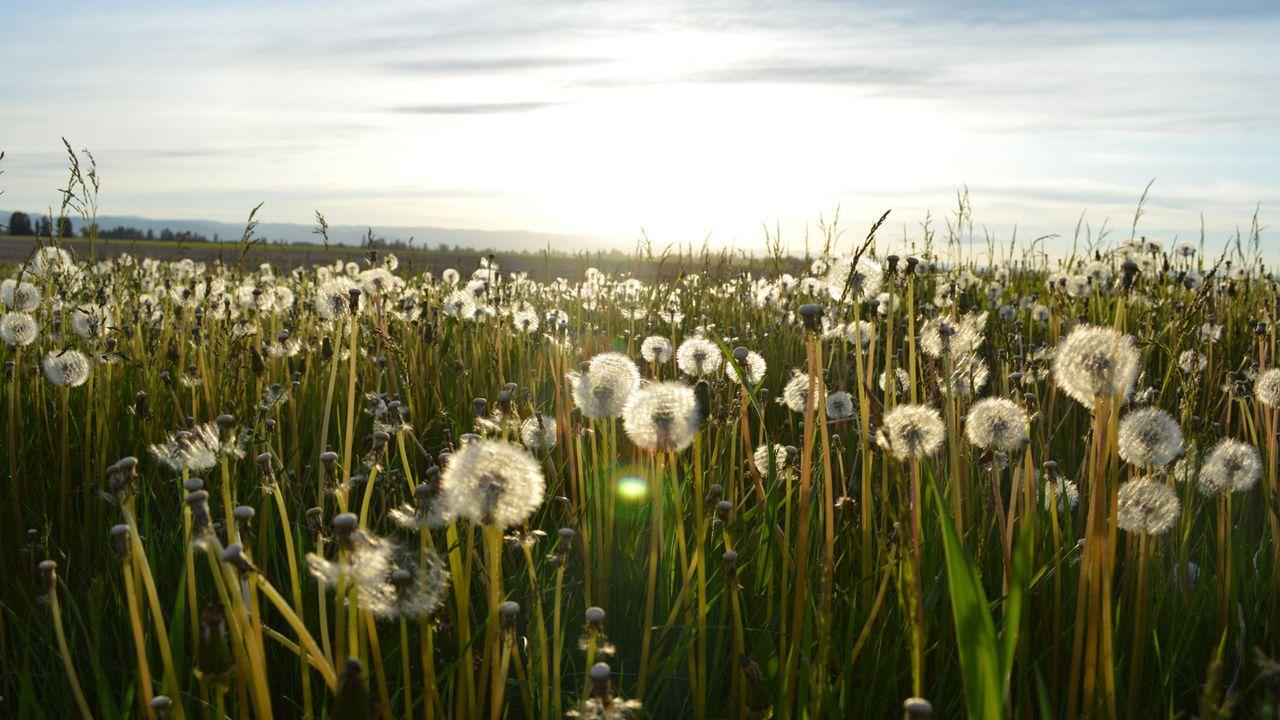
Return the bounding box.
[436,439,545,528]
[0,278,41,312]
[640,336,672,364]
[316,277,363,320]
[1042,477,1080,511]
[1052,325,1140,406]
[570,352,640,419]
[727,349,766,385]
[0,312,38,347]
[877,404,945,460]
[753,443,790,475]
[1198,438,1261,495]
[780,371,821,413]
[964,397,1029,453]
[622,381,702,452]
[149,421,244,473]
[676,337,723,377]
[826,256,883,303]
[826,391,855,420]
[1256,368,1280,408]
[1117,478,1181,535]
[42,349,90,388]
[1117,407,1184,468]
[520,415,558,450]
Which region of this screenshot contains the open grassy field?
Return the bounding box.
[0,234,802,282]
[2,226,1279,720]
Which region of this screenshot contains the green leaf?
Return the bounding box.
[930,481,1003,719]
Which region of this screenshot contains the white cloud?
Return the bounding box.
[1,0,1277,255]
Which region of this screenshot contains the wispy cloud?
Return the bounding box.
[384,56,611,75]
[389,101,564,114]
[1,0,1277,252]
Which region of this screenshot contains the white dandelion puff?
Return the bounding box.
[964,397,1029,453]
[622,381,702,453]
[752,443,791,476]
[1198,438,1261,496]
[1117,407,1184,468]
[1117,478,1181,535]
[780,371,821,413]
[877,405,945,460]
[1042,477,1080,511]
[676,337,723,377]
[1051,325,1140,406]
[569,352,641,420]
[826,391,855,420]
[0,312,38,347]
[42,349,91,388]
[727,350,766,385]
[520,415,558,451]
[436,440,545,528]
[1256,368,1280,408]
[826,256,883,303]
[0,278,41,311]
[640,336,673,364]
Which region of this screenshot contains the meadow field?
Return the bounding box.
[1,213,1279,720]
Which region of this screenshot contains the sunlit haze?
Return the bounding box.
[3,0,1278,255]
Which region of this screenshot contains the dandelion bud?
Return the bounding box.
[264,418,276,434]
[585,606,606,630]
[798,303,823,331]
[306,507,325,537]
[186,490,212,536]
[215,413,235,434]
[160,370,173,387]
[496,390,513,412]
[372,430,390,453]
[256,452,274,475]
[716,499,733,522]
[740,655,772,714]
[903,697,933,718]
[37,559,58,597]
[589,662,613,700]
[706,483,723,509]
[149,695,173,720]
[472,397,488,417]
[221,543,256,575]
[499,601,521,629]
[1120,259,1140,289]
[389,568,413,595]
[331,658,371,718]
[724,550,740,589]
[197,604,235,687]
[320,450,338,473]
[183,477,204,493]
[110,524,131,563]
[107,457,139,498]
[886,255,900,273]
[332,512,359,549]
[1043,460,1058,477]
[694,380,711,425]
[233,506,255,541]
[733,346,750,362]
[321,336,333,360]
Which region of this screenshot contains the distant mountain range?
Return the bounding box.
[1,211,625,254]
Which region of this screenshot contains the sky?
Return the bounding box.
[2,0,1278,255]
